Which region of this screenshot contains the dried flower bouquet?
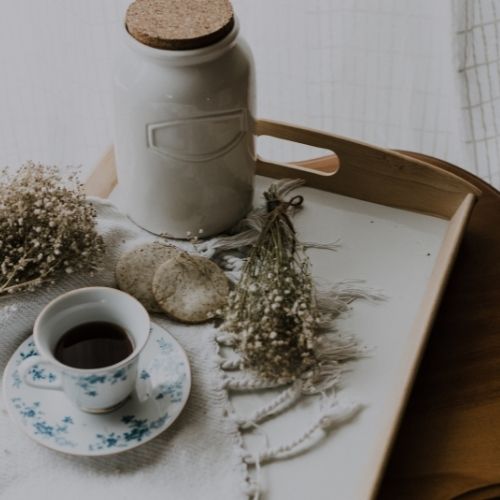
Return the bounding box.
[0,162,104,297]
[215,179,379,391]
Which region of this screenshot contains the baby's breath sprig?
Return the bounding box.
[221,181,321,382]
[0,162,105,297]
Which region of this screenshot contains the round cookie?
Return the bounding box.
[126,0,234,50]
[115,242,182,312]
[152,253,229,323]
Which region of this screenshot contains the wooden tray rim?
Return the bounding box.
[85,121,478,499]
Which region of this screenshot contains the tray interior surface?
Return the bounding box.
[230,176,450,500]
[109,173,456,499]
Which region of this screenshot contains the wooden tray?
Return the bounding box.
[85,119,480,500]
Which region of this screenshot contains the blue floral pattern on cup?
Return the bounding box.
[11,342,59,388]
[137,337,187,402]
[29,365,57,383]
[74,366,132,397]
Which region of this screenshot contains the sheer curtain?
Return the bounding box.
[0,0,498,188]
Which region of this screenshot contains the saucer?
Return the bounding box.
[2,322,191,456]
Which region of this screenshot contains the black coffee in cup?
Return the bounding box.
[54,321,134,369]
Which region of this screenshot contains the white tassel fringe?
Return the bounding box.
[243,402,363,465]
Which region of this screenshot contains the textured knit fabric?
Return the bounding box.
[0,198,247,500]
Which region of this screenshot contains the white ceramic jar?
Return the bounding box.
[112,16,256,238]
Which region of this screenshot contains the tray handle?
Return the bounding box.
[255,119,480,219]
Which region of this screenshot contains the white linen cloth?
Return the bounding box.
[0,0,499,188]
[0,199,249,500]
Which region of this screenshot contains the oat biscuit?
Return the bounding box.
[152,253,229,323]
[115,242,182,312]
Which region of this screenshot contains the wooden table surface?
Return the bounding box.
[85,149,500,500]
[377,152,500,500]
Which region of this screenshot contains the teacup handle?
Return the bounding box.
[18,357,63,391]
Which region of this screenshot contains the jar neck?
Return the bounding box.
[122,16,240,66]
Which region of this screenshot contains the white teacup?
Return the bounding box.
[18,287,150,413]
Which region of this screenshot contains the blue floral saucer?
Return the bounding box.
[2,322,191,456]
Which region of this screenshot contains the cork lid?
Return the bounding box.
[126,0,234,50]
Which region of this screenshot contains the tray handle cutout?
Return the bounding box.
[256,134,339,176]
[255,119,480,219]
